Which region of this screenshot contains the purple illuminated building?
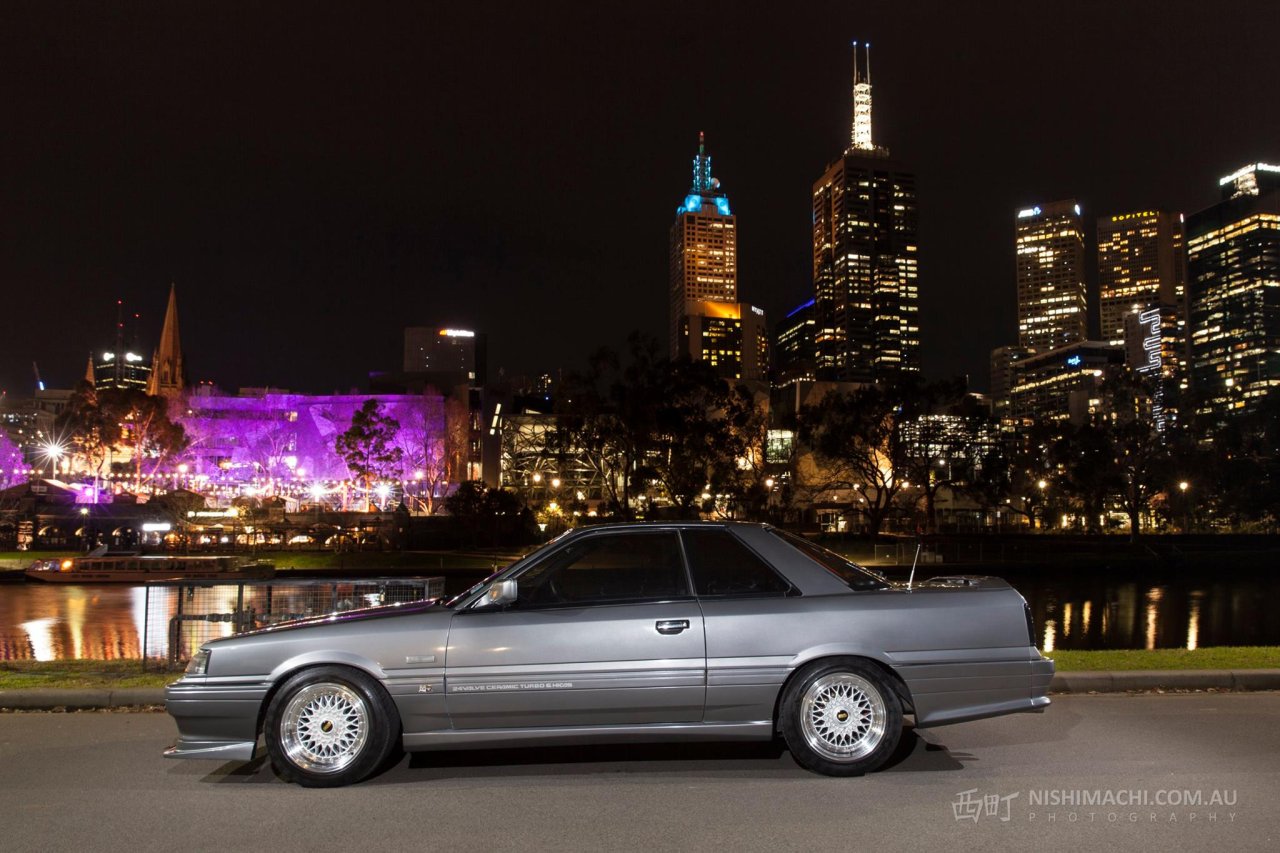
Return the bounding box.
[179,388,446,488]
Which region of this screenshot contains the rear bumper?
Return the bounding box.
[164,679,267,762]
[1031,655,1055,700]
[900,650,1055,728]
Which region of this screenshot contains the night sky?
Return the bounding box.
[3,1,1278,397]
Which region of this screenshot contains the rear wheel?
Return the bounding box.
[264,665,399,787]
[780,658,902,776]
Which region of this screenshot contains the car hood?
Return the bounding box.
[229,596,446,639]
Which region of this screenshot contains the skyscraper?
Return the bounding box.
[1186,162,1280,419]
[1015,200,1087,351]
[1097,211,1186,346]
[95,299,151,392]
[774,298,817,385]
[680,300,769,382]
[812,43,919,382]
[667,133,767,381]
[669,132,737,359]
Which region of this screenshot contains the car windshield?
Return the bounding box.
[771,529,889,591]
[442,532,571,608]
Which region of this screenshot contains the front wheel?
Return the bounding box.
[780,658,903,776]
[264,665,400,787]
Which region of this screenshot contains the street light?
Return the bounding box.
[39,441,66,478]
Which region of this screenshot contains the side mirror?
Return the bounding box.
[479,579,517,608]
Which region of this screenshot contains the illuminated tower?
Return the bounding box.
[147,284,185,398]
[94,298,151,392]
[1186,162,1280,419]
[812,42,920,382]
[1015,200,1087,351]
[669,132,738,359]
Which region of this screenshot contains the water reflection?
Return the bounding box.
[2,585,145,661]
[1145,587,1163,650]
[1187,592,1203,651]
[1018,571,1280,651]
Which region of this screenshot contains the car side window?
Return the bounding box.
[514,532,689,607]
[681,529,792,597]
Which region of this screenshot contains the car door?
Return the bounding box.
[444,530,706,729]
[679,527,798,725]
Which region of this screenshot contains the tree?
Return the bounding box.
[0,429,25,489]
[57,385,188,489]
[1204,395,1280,531]
[721,383,774,521]
[797,382,915,537]
[334,400,403,506]
[104,389,189,487]
[897,377,978,534]
[643,358,737,518]
[964,419,1056,530]
[55,381,114,481]
[445,480,525,546]
[391,390,457,515]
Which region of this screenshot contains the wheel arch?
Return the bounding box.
[255,654,394,738]
[773,652,915,733]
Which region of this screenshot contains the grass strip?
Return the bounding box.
[1051,646,1280,671]
[0,660,175,690]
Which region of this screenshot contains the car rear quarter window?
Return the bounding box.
[516,532,689,606]
[771,529,888,591]
[681,529,792,597]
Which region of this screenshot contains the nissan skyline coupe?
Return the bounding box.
[165,522,1054,787]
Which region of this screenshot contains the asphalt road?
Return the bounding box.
[1,694,1276,852]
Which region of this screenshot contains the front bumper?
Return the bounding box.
[164,678,268,762]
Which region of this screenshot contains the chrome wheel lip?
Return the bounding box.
[799,672,887,762]
[280,682,370,774]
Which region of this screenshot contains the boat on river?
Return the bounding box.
[25,552,275,583]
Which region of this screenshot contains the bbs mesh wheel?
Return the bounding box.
[780,658,903,776]
[264,665,399,787]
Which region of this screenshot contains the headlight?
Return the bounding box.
[185,648,210,676]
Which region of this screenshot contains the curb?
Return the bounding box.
[1049,668,1280,693]
[2,669,1279,710]
[0,688,167,710]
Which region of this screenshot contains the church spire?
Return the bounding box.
[147,283,185,398]
[84,352,96,386]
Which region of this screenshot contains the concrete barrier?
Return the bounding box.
[1050,668,1280,693]
[0,688,166,709]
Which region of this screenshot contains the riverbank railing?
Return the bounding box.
[142,576,445,669]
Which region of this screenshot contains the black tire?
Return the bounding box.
[779,657,903,777]
[263,665,400,788]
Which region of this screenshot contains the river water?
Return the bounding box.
[1,568,1277,661]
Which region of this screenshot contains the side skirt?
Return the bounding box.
[402,721,774,752]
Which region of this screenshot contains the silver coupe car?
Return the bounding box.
[165,522,1053,786]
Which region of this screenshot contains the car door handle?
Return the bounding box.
[655,620,690,635]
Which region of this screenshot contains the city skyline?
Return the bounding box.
[2,2,1279,396]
